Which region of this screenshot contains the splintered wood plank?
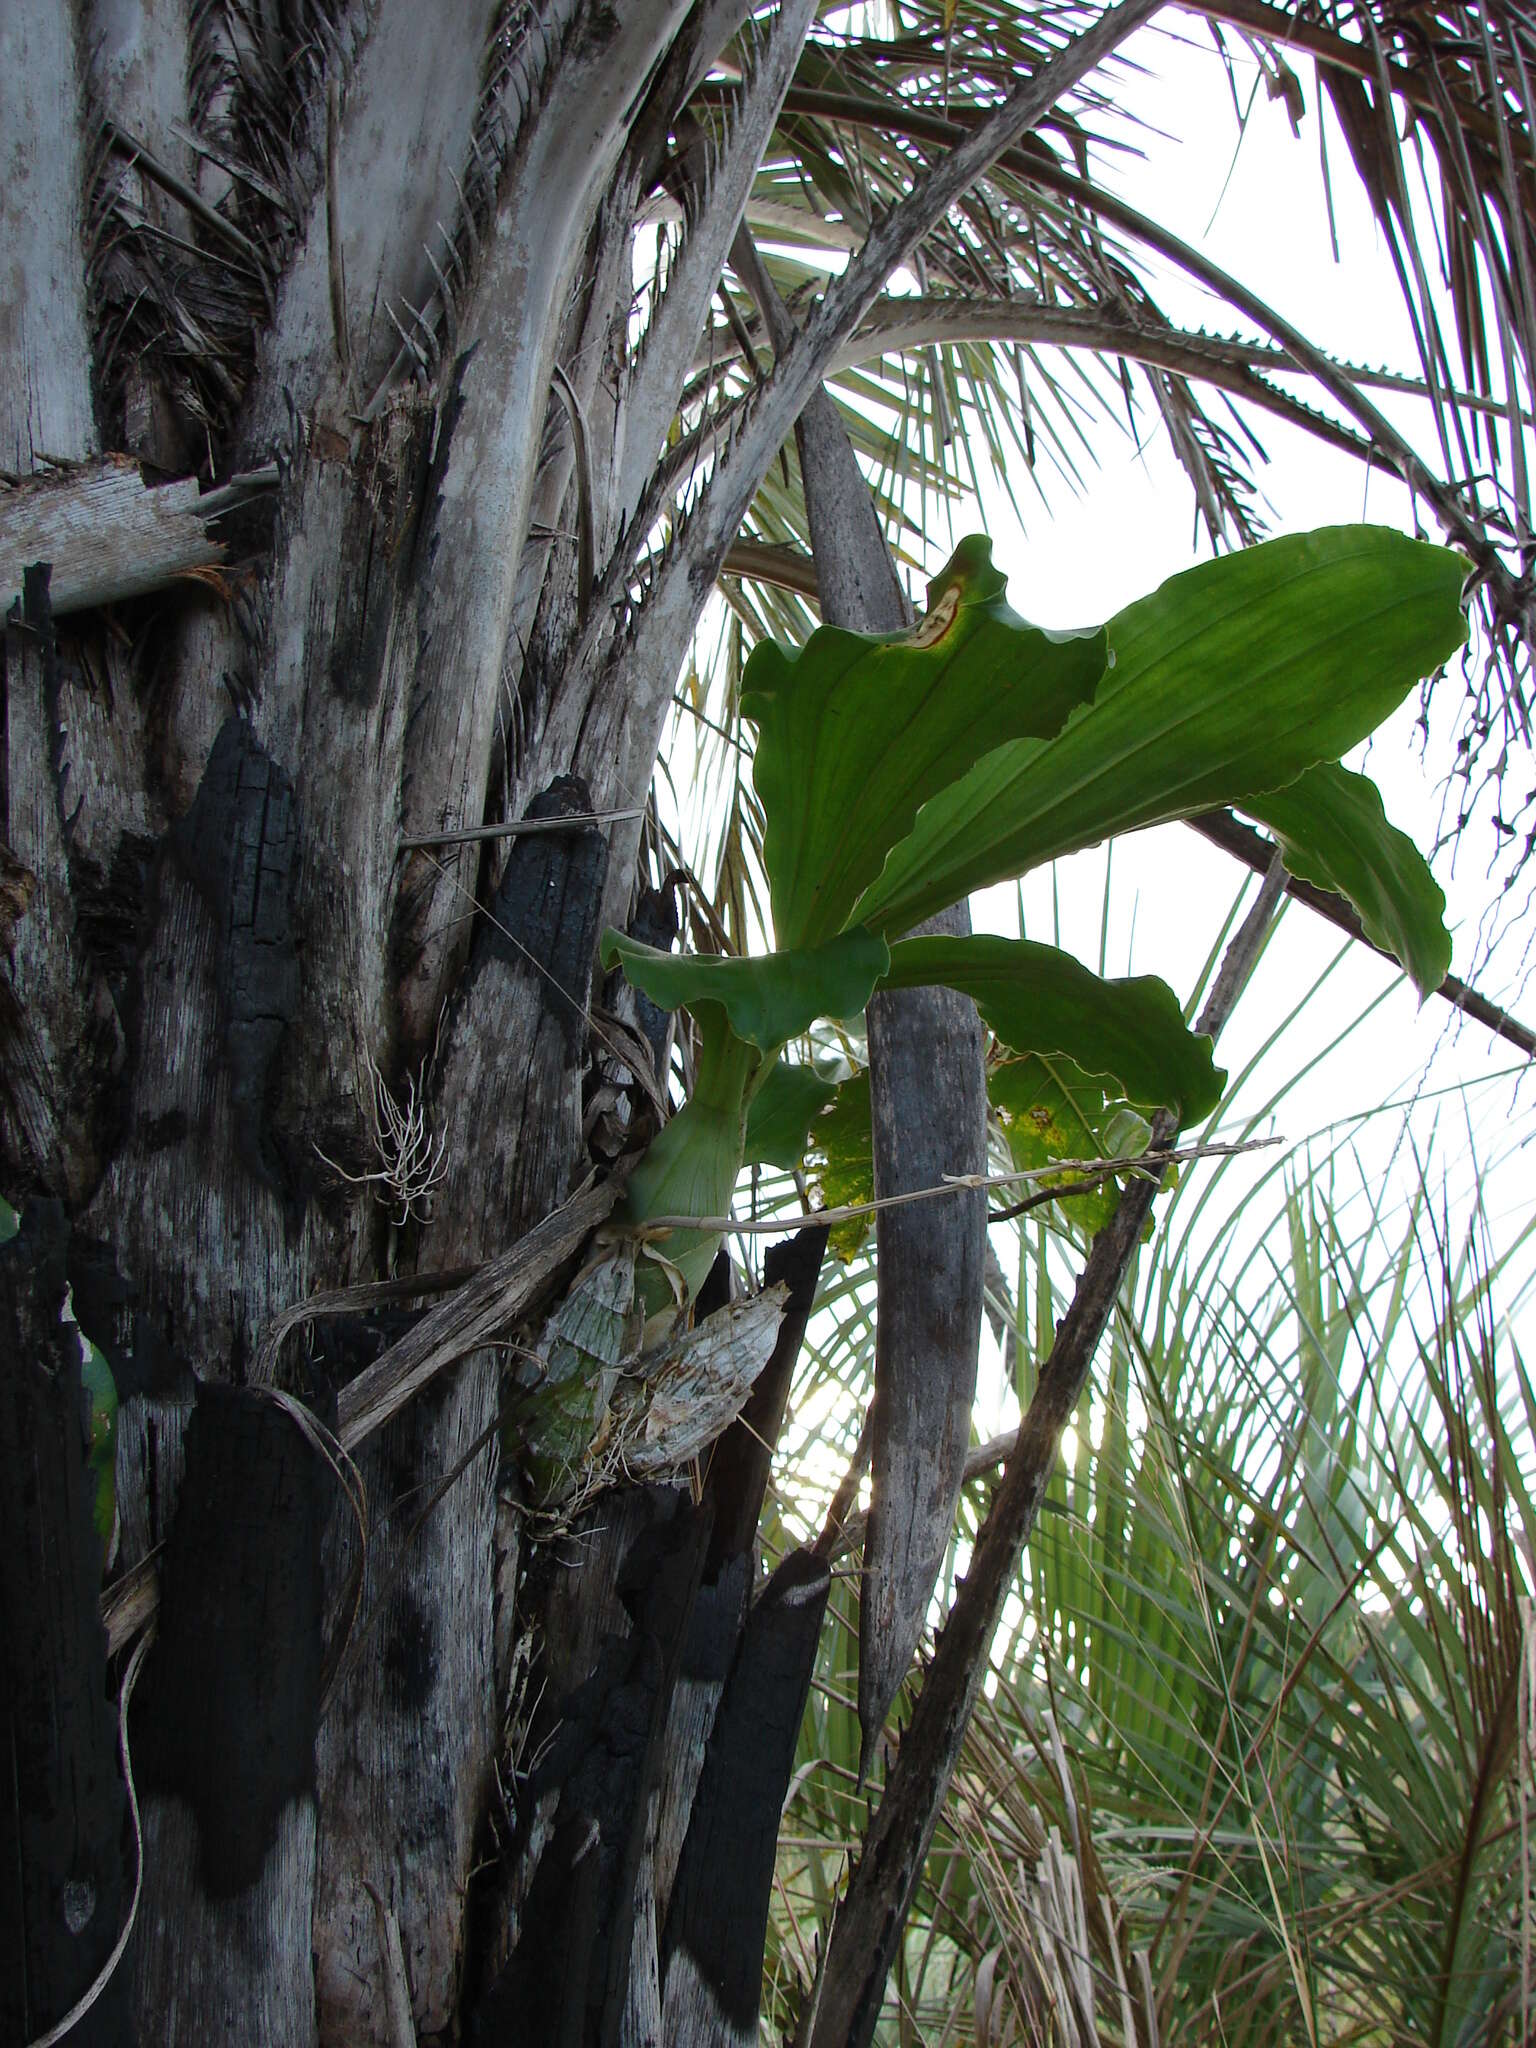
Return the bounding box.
[0,458,275,616]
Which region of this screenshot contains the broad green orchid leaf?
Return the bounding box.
[882,934,1224,1124]
[1242,761,1451,998]
[740,534,1105,948]
[602,925,890,1051]
[744,1061,839,1169]
[991,1054,1152,1235]
[855,528,1467,935]
[806,1069,875,1261]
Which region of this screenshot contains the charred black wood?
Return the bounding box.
[693,1244,735,1322]
[660,1546,832,2041]
[0,1199,131,2048]
[131,1382,329,1897]
[66,1229,186,1402]
[647,1547,752,1947]
[66,828,157,1076]
[702,1224,827,1576]
[589,868,681,1162]
[472,1486,711,2048]
[170,716,300,1196]
[476,773,608,1059]
[621,869,681,1077]
[23,563,76,841]
[302,1306,424,1403]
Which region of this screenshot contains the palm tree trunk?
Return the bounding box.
[0,7,753,2039]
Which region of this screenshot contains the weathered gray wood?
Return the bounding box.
[134,1798,319,2048]
[337,1175,617,1443]
[614,0,817,524]
[389,1,694,1053]
[314,1365,502,2045]
[312,1107,611,2046]
[82,0,198,467]
[0,5,96,469]
[243,0,506,443]
[621,1793,663,2048]
[860,930,986,1764]
[795,370,985,1778]
[0,572,130,1206]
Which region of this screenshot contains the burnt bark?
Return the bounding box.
[0,1200,131,2048]
[131,1384,330,1898]
[660,1546,832,2043]
[472,1488,712,2048]
[170,718,301,1196]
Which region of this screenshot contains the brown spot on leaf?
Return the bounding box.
[907,580,962,649]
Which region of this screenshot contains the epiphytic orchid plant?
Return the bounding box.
[603,526,1464,1306]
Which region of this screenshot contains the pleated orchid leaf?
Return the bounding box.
[1243,761,1451,998]
[855,528,1466,936]
[741,535,1105,949]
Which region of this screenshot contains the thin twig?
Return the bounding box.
[325,73,351,380]
[641,1136,1281,1234]
[25,1628,152,2048]
[398,806,644,852]
[815,1407,876,1560]
[254,1265,479,1387]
